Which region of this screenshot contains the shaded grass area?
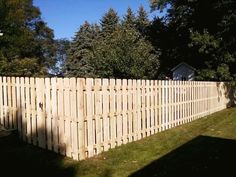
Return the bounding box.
[0,132,76,177]
[1,108,236,177]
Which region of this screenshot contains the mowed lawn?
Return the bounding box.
[1,108,236,177]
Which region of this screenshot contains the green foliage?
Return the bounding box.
[65,8,160,79]
[136,5,150,36]
[149,0,236,81]
[0,57,42,77]
[150,0,171,11]
[100,8,119,36]
[65,22,100,77]
[52,39,70,76]
[122,7,136,28]
[94,26,160,79]
[0,0,55,76]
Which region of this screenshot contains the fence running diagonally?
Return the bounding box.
[0,77,230,160]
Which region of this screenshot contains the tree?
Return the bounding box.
[122,7,136,28]
[136,5,150,36]
[51,38,70,76]
[0,0,55,76]
[149,0,236,81]
[65,7,160,79]
[65,22,100,77]
[100,8,119,36]
[93,26,160,79]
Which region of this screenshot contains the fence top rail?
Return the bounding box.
[0,76,228,84]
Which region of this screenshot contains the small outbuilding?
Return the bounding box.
[171,62,196,81]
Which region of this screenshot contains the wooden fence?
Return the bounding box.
[0,77,231,160]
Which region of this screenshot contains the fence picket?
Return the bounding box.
[70,78,78,159]
[25,77,31,143]
[30,77,37,145]
[7,77,12,128]
[0,77,3,125]
[51,78,58,152]
[109,79,116,148]
[45,78,52,150]
[11,77,17,129]
[116,79,122,145]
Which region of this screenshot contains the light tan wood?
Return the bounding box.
[20,77,26,140]
[45,78,52,150]
[57,78,65,155]
[141,80,146,137]
[177,81,180,125]
[11,77,17,129]
[51,78,58,152]
[136,80,141,139]
[116,79,122,145]
[94,79,102,153]
[169,80,173,128]
[162,80,165,130]
[122,79,128,143]
[30,77,37,145]
[146,80,150,135]
[109,79,116,148]
[86,78,94,157]
[0,77,3,125]
[77,78,85,159]
[36,78,46,148]
[173,81,177,126]
[25,77,31,143]
[3,77,7,128]
[7,77,12,128]
[128,79,133,141]
[132,80,137,140]
[158,80,162,131]
[16,77,22,135]
[70,77,78,160]
[64,78,72,157]
[102,78,109,150]
[150,80,154,134]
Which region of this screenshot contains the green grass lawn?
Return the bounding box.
[1,108,236,177]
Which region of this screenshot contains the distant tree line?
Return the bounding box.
[0,0,236,82]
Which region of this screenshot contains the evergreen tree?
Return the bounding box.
[94,26,160,79]
[100,8,119,35]
[0,0,55,76]
[65,22,100,77]
[122,7,136,28]
[65,7,160,79]
[136,5,150,35]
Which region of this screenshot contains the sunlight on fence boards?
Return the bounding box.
[0,77,230,160]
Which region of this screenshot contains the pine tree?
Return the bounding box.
[100,8,119,35]
[65,7,161,79]
[122,7,136,28]
[136,5,150,35]
[94,26,160,79]
[65,22,100,77]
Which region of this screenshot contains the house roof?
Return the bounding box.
[171,62,196,72]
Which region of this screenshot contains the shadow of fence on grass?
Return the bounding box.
[0,127,76,177]
[129,135,236,177]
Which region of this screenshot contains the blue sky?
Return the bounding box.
[34,0,161,40]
